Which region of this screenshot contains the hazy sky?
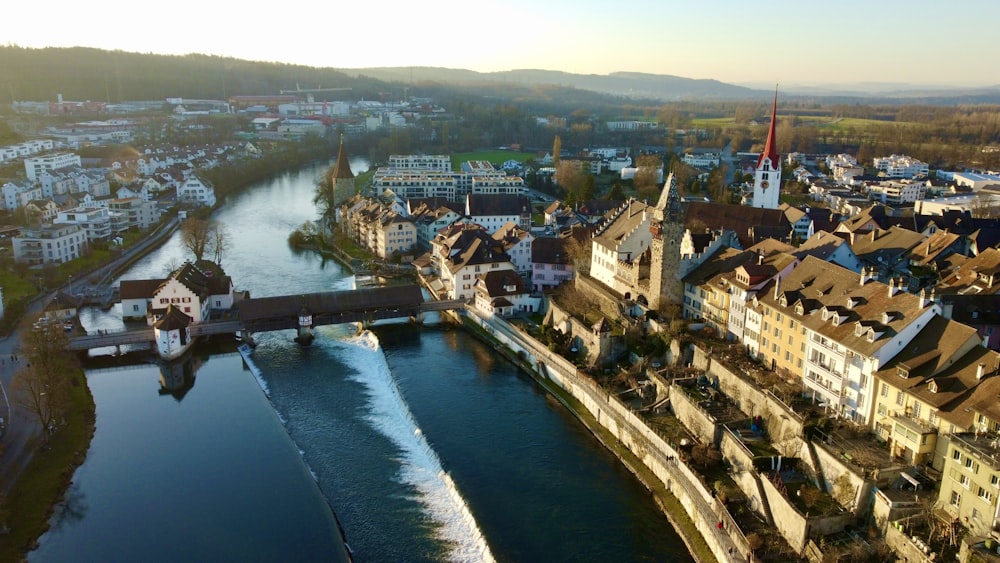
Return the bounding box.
[5,0,998,86]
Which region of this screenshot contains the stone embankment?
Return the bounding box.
[449,306,745,563]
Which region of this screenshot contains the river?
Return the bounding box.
[32,159,693,562]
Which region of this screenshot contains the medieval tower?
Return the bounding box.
[648,173,684,308]
[327,135,355,208]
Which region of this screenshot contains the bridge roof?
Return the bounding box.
[238,285,424,322]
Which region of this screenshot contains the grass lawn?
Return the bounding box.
[450,150,535,169]
[0,372,96,560]
[690,117,736,127]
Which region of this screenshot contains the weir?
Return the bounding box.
[67,284,466,357]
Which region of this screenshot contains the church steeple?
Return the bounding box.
[757,88,780,170]
[750,87,781,209]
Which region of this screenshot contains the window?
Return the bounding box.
[881,383,888,398]
[979,487,993,503]
[953,449,962,461]
[960,474,971,489]
[912,402,922,419]
[950,490,961,507]
[896,391,904,407]
[991,474,999,488]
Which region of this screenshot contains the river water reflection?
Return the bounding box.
[32,159,693,562]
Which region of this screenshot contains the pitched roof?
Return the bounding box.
[937,248,1000,296]
[120,278,167,299]
[531,236,572,264]
[153,304,192,331]
[683,201,789,248]
[329,136,354,180]
[874,315,981,413]
[466,194,530,217]
[760,256,934,357]
[475,270,527,298]
[592,199,654,252]
[757,90,780,168]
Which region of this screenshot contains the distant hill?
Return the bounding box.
[2,46,998,107]
[342,67,765,101]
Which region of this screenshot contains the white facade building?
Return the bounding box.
[24,152,81,181]
[874,154,929,179]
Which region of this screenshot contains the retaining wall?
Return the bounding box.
[462,310,743,563]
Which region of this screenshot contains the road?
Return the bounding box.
[0,216,180,494]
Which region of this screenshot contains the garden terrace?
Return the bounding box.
[811,420,904,475]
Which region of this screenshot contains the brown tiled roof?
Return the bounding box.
[683,201,789,248]
[531,237,571,264]
[874,316,981,412]
[120,278,167,299]
[760,255,934,357]
[153,304,192,331]
[937,248,1000,296]
[475,270,526,298]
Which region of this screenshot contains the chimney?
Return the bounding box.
[773,275,782,300]
[860,266,873,285]
[888,278,900,298]
[978,362,986,380]
[919,287,932,308]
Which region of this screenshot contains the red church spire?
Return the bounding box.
[757,88,779,168]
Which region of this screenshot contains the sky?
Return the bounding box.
[4,0,998,87]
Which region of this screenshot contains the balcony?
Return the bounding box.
[808,358,844,379]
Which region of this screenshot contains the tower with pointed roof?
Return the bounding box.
[327,135,355,208]
[752,90,781,209]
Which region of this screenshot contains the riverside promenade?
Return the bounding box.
[0,217,180,493]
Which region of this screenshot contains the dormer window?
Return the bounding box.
[882,312,895,324]
[898,367,910,379]
[779,295,788,307]
[928,379,938,393]
[795,302,804,315]
[821,307,830,321]
[855,323,865,337]
[847,297,859,309]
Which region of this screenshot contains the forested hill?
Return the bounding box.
[0,46,384,103]
[0,46,650,113]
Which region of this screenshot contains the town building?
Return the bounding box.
[873,154,929,179]
[12,224,87,264]
[24,152,81,182]
[531,236,574,292]
[430,225,514,301]
[177,175,217,207]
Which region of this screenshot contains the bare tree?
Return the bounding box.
[181,218,228,264]
[180,218,212,262]
[209,223,230,264]
[12,322,77,439]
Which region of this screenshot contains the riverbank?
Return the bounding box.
[447,309,718,563]
[0,371,96,560]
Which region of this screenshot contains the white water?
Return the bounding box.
[340,330,495,563]
[237,344,269,396]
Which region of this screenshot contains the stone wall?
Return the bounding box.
[806,440,874,518]
[669,381,721,446]
[693,345,805,454]
[462,309,744,563]
[547,299,626,366]
[575,275,627,320]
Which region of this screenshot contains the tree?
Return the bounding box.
[552,135,562,165]
[607,182,625,200]
[580,174,596,202]
[11,322,77,439]
[181,218,228,264]
[633,154,663,193]
[181,218,212,262]
[210,223,230,264]
[556,161,586,204]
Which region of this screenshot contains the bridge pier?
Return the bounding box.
[294,307,315,346]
